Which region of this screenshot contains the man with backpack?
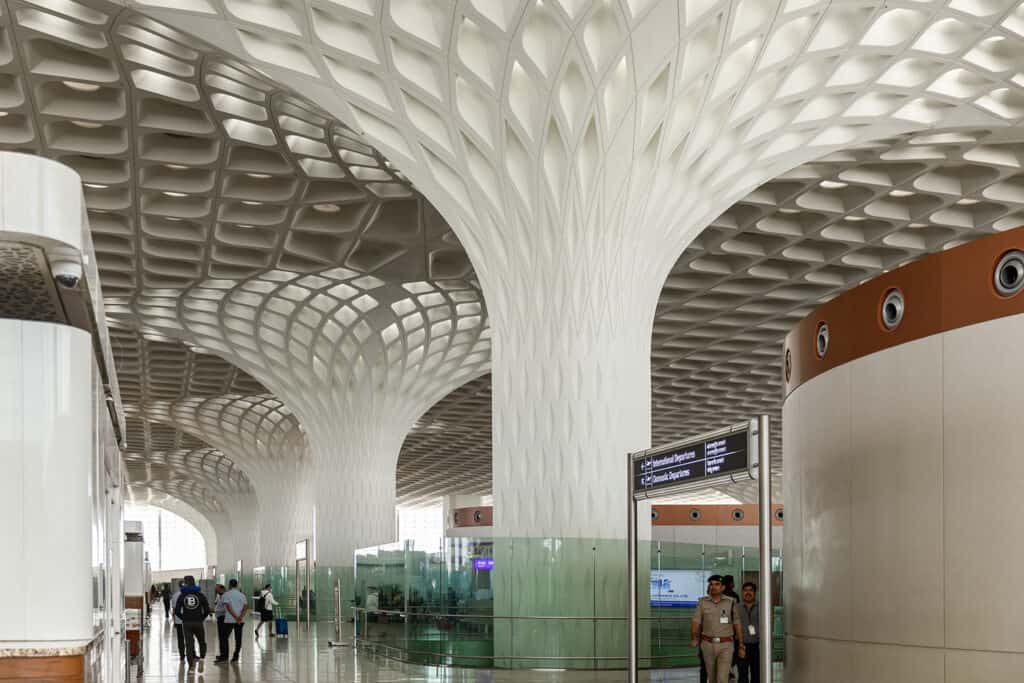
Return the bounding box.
[255,584,278,639]
[174,575,211,673]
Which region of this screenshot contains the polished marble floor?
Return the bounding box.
[140,611,775,682]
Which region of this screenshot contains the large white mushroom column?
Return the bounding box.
[109,270,490,569]
[124,446,259,573]
[143,395,313,567]
[783,228,1024,683]
[135,0,1024,659]
[128,489,225,572]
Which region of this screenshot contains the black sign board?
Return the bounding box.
[632,428,751,497]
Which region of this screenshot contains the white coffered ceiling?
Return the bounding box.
[2,0,1023,520]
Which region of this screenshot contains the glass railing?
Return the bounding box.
[351,537,783,669]
[352,606,785,669]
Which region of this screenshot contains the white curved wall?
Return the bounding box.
[784,312,1024,683]
[0,152,84,250]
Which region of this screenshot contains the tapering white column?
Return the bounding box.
[110,271,490,568]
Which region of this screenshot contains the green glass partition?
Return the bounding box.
[352,537,783,669]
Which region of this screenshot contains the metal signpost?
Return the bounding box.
[627,415,773,683]
[328,577,348,647]
[296,539,310,628]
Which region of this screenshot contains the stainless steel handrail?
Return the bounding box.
[352,607,693,621]
[356,640,703,662]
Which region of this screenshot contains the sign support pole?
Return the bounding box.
[627,454,638,683]
[627,417,765,682]
[757,415,773,682]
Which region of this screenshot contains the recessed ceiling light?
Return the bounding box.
[163,191,187,197]
[245,172,272,179]
[63,80,101,92]
[313,203,340,213]
[956,198,979,205]
[165,217,183,222]
[241,200,263,206]
[846,216,866,222]
[84,183,108,189]
[889,190,914,197]
[778,208,799,214]
[72,120,102,129]
[236,224,254,228]
[0,112,8,118]
[166,164,189,170]
[819,180,848,190]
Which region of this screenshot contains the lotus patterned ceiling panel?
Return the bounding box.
[0,0,471,299]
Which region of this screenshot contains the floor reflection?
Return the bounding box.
[139,609,777,682]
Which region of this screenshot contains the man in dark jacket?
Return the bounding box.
[174,575,211,672]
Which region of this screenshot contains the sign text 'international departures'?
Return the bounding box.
[632,430,748,495]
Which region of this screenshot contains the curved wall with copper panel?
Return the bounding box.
[783,227,1024,683]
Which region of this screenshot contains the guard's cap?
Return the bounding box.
[708,574,724,583]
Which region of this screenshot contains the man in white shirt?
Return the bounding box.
[255,584,279,639]
[219,579,249,663]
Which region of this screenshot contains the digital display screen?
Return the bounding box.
[473,558,494,570]
[633,430,749,495]
[650,569,707,608]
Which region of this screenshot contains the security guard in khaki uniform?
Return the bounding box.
[690,574,745,683]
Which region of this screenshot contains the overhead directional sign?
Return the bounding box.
[631,420,758,499]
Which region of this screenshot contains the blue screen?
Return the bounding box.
[650,569,707,608]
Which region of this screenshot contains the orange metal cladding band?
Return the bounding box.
[783,226,1024,397]
[451,506,493,527]
[652,504,784,526]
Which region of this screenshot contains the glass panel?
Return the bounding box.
[352,536,784,670]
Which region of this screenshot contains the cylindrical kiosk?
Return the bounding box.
[782,227,1024,682]
[0,153,126,683]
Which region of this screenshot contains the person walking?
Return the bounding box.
[255,584,278,639]
[171,581,186,660]
[737,582,761,683]
[161,584,172,619]
[220,579,249,663]
[698,575,713,683]
[212,585,228,663]
[722,575,740,682]
[174,575,211,673]
[690,575,745,683]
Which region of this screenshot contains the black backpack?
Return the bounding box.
[178,591,209,622]
[255,594,266,612]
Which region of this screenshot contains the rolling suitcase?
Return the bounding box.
[275,617,288,637]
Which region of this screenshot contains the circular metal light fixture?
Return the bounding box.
[731,509,745,521]
[815,322,829,358]
[995,250,1024,297]
[774,508,784,522]
[689,509,702,521]
[881,288,905,330]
